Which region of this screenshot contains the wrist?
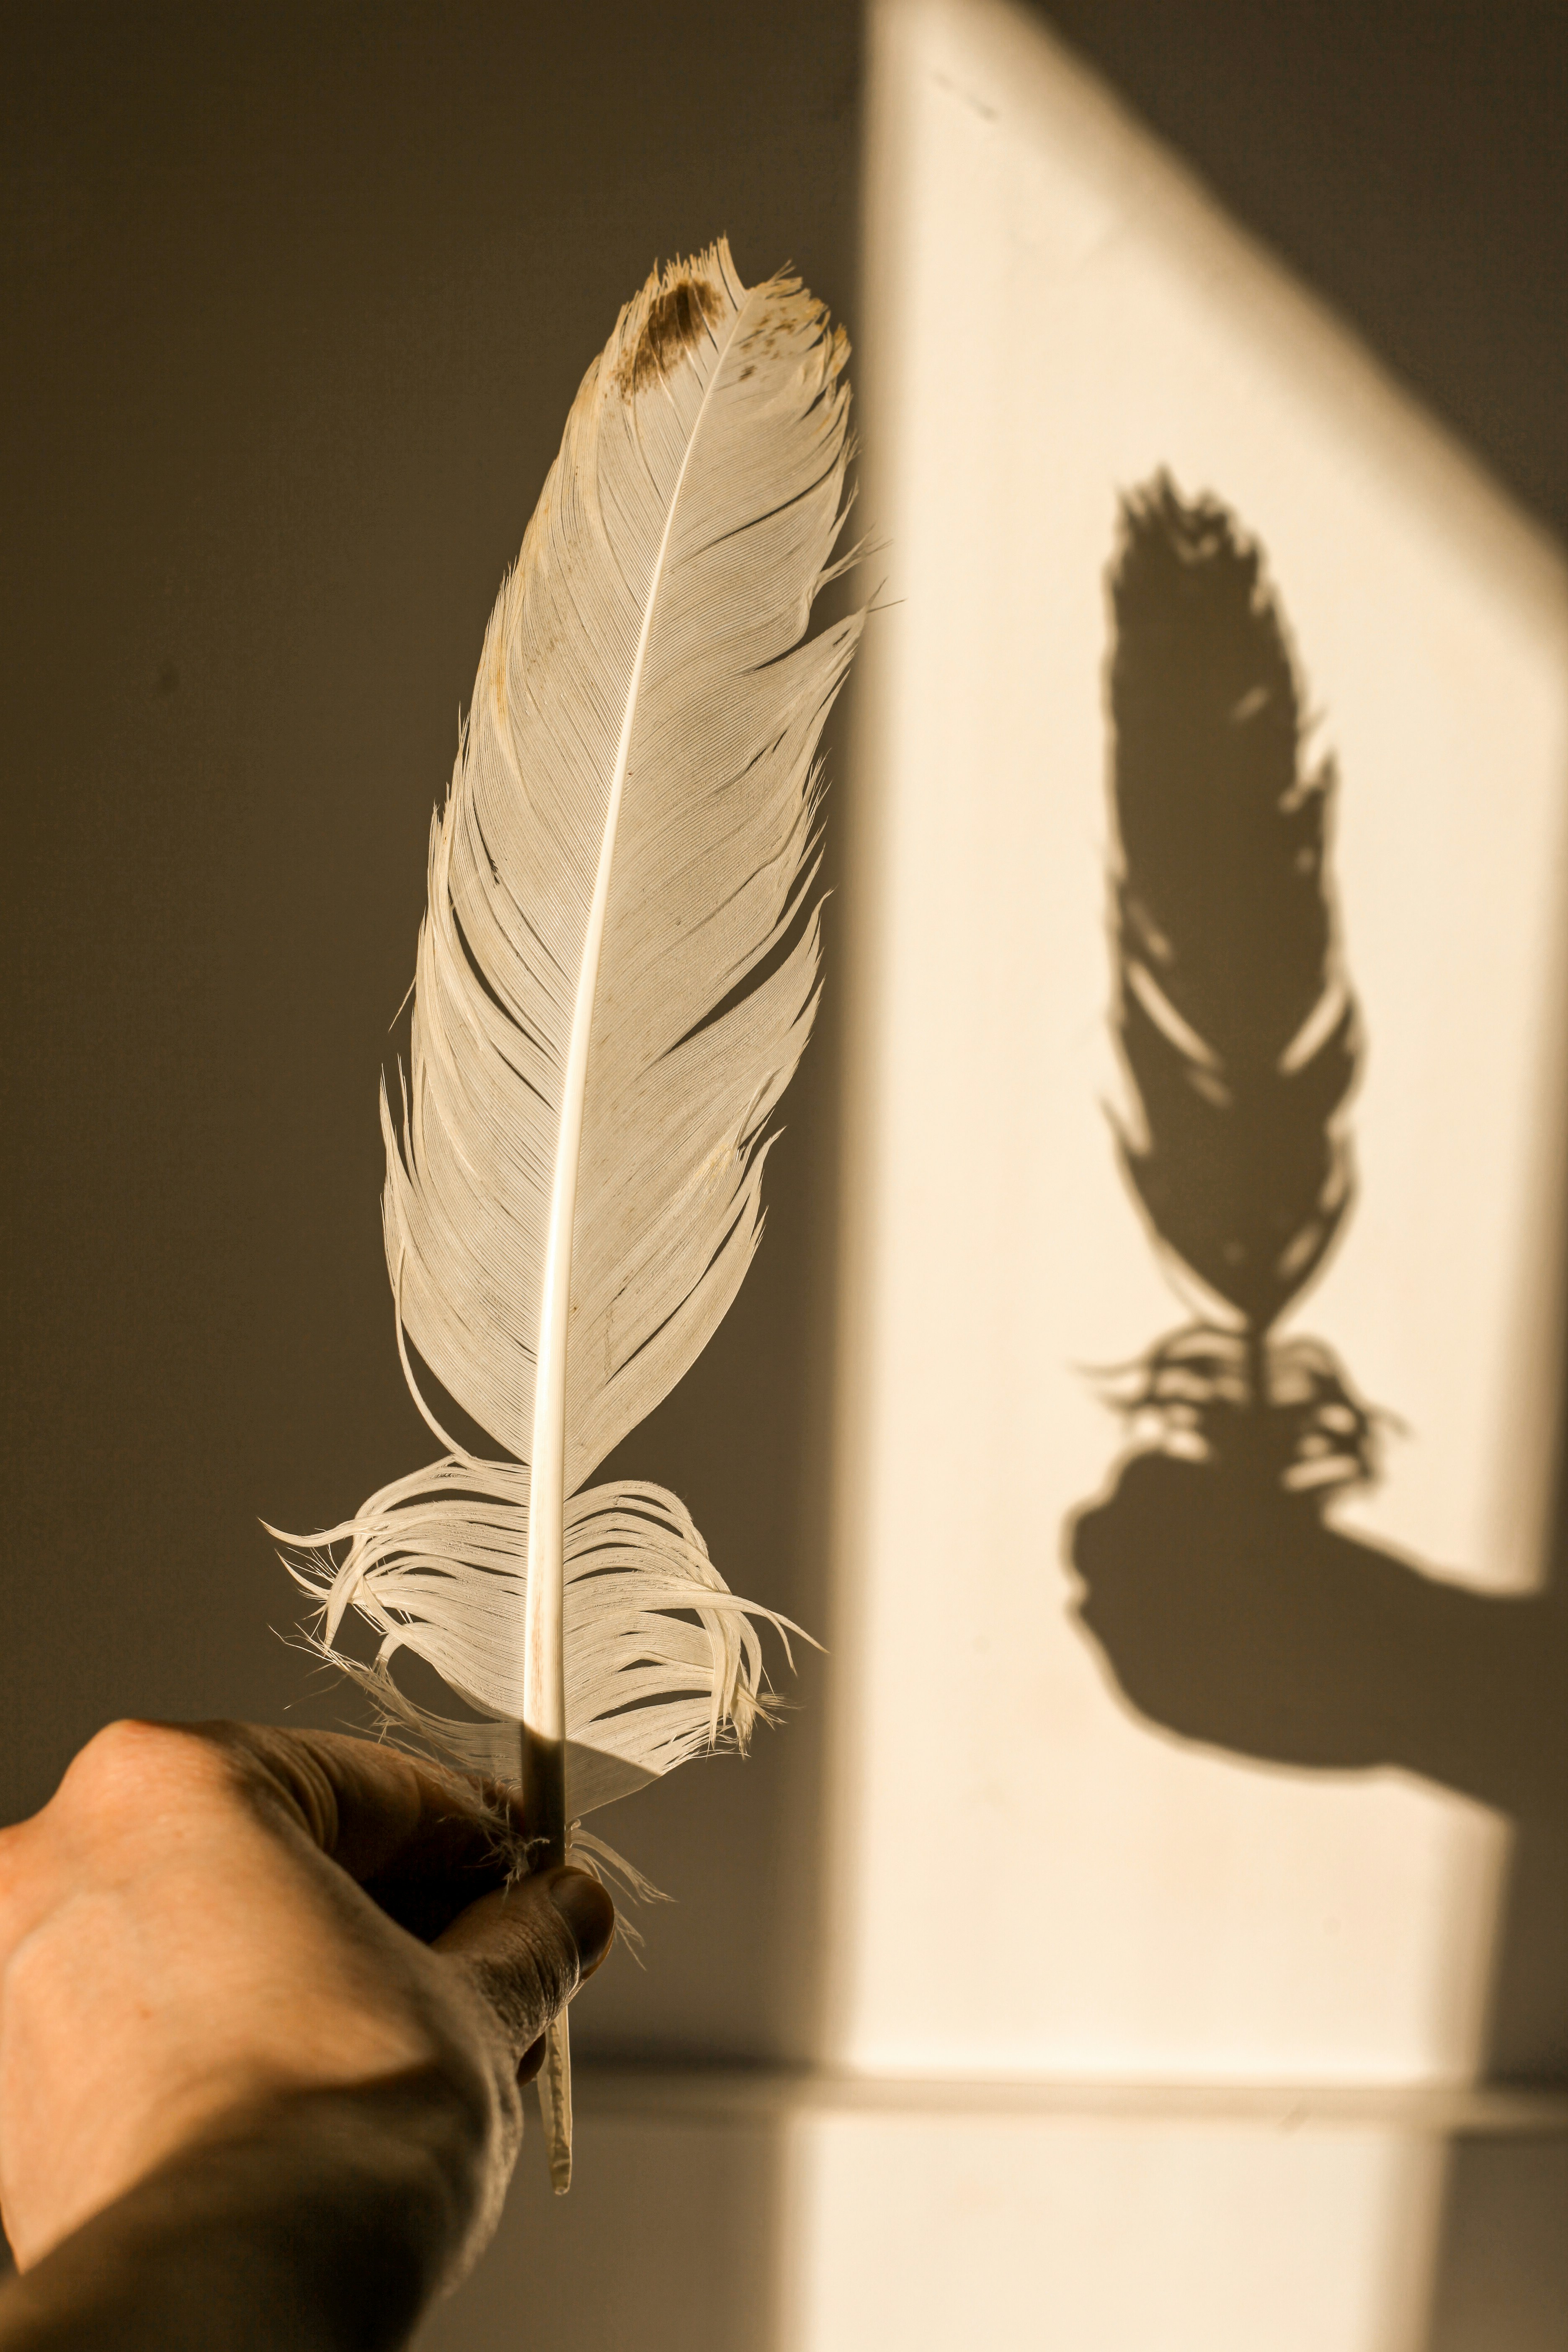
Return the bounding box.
[0,2071,486,2352]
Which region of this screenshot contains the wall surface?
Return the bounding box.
[797,3,1567,2341]
[3,3,1564,2346]
[834,0,1568,2087]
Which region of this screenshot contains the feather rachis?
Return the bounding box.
[520,258,765,1812]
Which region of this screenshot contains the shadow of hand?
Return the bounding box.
[1067,1449,1566,1827]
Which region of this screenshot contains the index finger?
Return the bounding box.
[179,1723,528,1942]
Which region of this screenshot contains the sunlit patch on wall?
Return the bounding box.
[807,0,1568,2341]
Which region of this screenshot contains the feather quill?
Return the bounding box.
[279,243,859,2187]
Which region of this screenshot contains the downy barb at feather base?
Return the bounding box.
[273,242,860,2189]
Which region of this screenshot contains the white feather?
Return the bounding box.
[276,242,857,2187]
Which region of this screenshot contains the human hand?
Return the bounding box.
[0,1720,614,2347]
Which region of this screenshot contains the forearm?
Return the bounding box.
[0,2074,484,2352]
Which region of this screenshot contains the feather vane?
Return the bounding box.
[279,242,858,2188]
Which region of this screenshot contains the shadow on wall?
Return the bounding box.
[1072,1444,1567,1872]
[1062,478,1568,2341]
[1063,474,1567,2050]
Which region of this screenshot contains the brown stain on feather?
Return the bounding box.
[615,272,724,397]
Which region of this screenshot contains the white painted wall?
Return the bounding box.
[791,2,1568,2341]
[825,0,1568,2092]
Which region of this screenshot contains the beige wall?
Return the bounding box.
[6,3,1565,2344]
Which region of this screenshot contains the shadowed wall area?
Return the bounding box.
[1040,0,1566,542]
[1,2,860,2334]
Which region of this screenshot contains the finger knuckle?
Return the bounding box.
[0,1819,36,1918]
[60,1718,230,1821]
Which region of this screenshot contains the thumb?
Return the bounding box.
[433,1866,615,2063]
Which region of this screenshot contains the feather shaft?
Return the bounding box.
[539,2012,573,2196]
[521,299,741,1867]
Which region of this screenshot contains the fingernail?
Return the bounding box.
[546,1867,616,1974]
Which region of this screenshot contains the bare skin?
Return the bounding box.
[0,1720,615,2349]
